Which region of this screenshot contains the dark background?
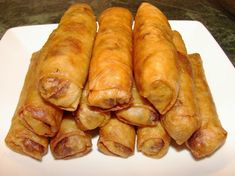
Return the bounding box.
[0,0,234,65]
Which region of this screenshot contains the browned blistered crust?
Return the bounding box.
[133,2,180,115]
[186,53,227,159]
[98,118,135,158]
[88,7,133,111]
[38,3,97,111]
[50,113,92,159]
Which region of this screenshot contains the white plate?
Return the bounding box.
[0,21,235,176]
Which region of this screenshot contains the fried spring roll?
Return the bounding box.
[186,53,227,158]
[137,122,171,158]
[172,30,187,56]
[88,7,133,111]
[38,3,97,111]
[134,2,180,114]
[13,52,63,137]
[50,113,92,159]
[75,85,111,131]
[162,53,200,145]
[5,52,49,160]
[97,118,135,158]
[5,117,48,160]
[5,118,48,160]
[116,83,159,126]
[17,52,63,137]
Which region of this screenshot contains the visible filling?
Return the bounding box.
[105,98,116,107]
[54,135,87,159]
[149,111,160,122]
[114,142,132,155]
[39,77,80,111]
[19,106,52,136]
[23,138,44,154]
[187,127,227,158]
[100,141,132,158]
[39,77,70,99]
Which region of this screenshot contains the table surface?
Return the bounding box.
[0,0,234,66]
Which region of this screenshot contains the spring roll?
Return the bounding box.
[172,30,187,56]
[186,53,227,158]
[38,3,97,111]
[97,118,135,158]
[116,83,159,126]
[134,2,180,115]
[13,52,63,137]
[17,52,63,137]
[5,118,48,160]
[162,52,200,145]
[50,113,92,159]
[88,7,133,111]
[75,84,111,131]
[137,122,171,158]
[5,52,49,160]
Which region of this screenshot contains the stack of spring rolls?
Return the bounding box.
[5,2,227,161]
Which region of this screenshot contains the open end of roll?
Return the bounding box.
[98,140,133,158]
[19,106,54,137]
[141,138,164,157]
[23,138,45,160]
[39,77,81,111]
[186,127,227,159]
[53,135,91,159]
[88,88,132,111]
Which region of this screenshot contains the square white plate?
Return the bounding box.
[0,21,235,176]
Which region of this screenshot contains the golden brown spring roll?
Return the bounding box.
[97,118,135,158]
[5,118,48,160]
[18,52,63,137]
[162,52,200,145]
[186,53,227,158]
[50,113,92,159]
[75,84,111,131]
[116,83,159,126]
[38,3,97,111]
[137,122,171,158]
[88,7,133,111]
[5,52,49,160]
[17,52,63,137]
[172,30,187,56]
[134,2,180,114]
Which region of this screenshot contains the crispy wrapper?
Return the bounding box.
[88,7,133,111]
[38,3,97,111]
[5,118,48,160]
[5,52,49,160]
[50,113,92,159]
[75,84,111,131]
[172,30,187,56]
[137,122,171,158]
[134,2,180,114]
[186,53,227,158]
[17,52,63,137]
[97,118,135,158]
[162,52,200,145]
[116,83,159,126]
